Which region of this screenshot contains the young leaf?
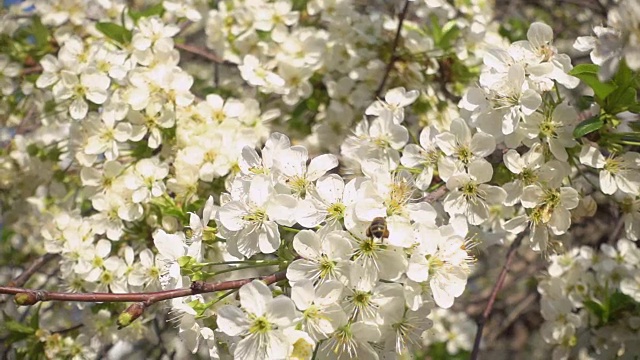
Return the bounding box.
[439,21,460,48]
[569,64,617,101]
[30,17,50,48]
[573,115,604,138]
[607,87,637,114]
[583,299,605,324]
[129,3,165,22]
[95,22,132,44]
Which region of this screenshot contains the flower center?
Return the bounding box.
[319,255,336,279]
[327,203,346,220]
[249,316,272,334]
[243,208,267,223]
[456,146,472,164]
[603,157,620,174]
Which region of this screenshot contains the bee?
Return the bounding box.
[366,217,389,239]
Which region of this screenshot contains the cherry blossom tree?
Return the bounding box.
[1,0,640,359]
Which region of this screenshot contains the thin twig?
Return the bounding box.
[174,43,224,64]
[178,20,193,34]
[375,0,411,97]
[21,65,43,76]
[470,232,525,360]
[7,253,58,288]
[422,184,448,203]
[487,292,538,343]
[52,323,83,335]
[1,270,286,306]
[608,216,625,243]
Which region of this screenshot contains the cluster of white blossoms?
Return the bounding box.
[152,20,598,358]
[31,9,277,297]
[538,239,640,359]
[156,124,475,358]
[574,0,640,81]
[205,0,493,151]
[2,0,640,358]
[0,0,496,356]
[422,308,477,355]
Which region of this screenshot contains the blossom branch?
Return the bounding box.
[2,270,286,308]
[487,292,538,343]
[7,253,58,288]
[174,42,224,64]
[375,0,411,97]
[21,65,43,76]
[470,232,525,360]
[421,183,448,203]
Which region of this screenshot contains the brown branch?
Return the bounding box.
[178,20,193,34]
[470,232,525,360]
[21,65,43,76]
[487,292,538,343]
[423,183,448,203]
[53,323,83,335]
[7,253,58,288]
[3,270,286,306]
[608,216,625,243]
[375,0,411,98]
[174,43,224,64]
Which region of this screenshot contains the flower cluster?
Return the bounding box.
[422,308,477,356]
[1,0,640,359]
[154,118,476,358]
[538,239,640,359]
[574,0,640,81]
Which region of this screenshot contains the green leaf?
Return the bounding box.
[95,22,132,44]
[491,163,513,186]
[628,102,640,113]
[498,18,528,42]
[428,14,442,43]
[29,304,41,330]
[129,3,165,22]
[609,291,636,318]
[438,21,460,48]
[569,64,617,101]
[573,115,604,138]
[4,319,36,335]
[178,256,195,268]
[615,134,640,146]
[422,342,470,360]
[613,60,633,87]
[583,299,605,323]
[607,87,637,114]
[30,17,49,48]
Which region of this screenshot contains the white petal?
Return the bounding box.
[266,194,298,227]
[218,201,248,231]
[153,230,185,260]
[315,174,344,204]
[266,296,298,327]
[306,154,338,181]
[600,171,617,195]
[296,199,325,228]
[217,305,248,336]
[521,185,543,208]
[528,22,553,48]
[292,230,322,259]
[69,98,88,120]
[503,150,523,174]
[240,280,272,316]
[291,280,315,310]
[470,132,496,157]
[579,145,605,168]
[257,221,281,254]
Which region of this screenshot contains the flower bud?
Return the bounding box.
[14,292,39,306]
[117,302,145,329]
